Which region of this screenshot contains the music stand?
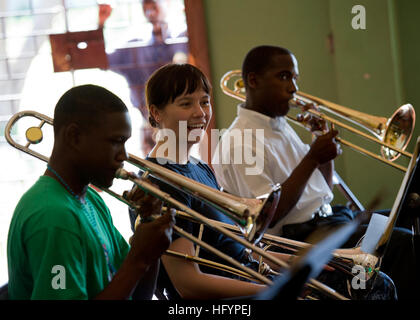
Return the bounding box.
[49,29,108,73]
[375,136,420,256]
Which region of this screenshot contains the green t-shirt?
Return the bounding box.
[7,175,130,300]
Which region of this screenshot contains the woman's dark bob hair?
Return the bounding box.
[145,63,212,127]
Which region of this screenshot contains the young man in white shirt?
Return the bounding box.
[212,45,416,299]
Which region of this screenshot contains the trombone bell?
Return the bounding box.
[382,104,416,161]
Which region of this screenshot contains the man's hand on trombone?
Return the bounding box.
[122,172,176,267]
[296,102,342,190]
[295,100,328,135]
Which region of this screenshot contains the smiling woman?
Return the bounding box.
[146,63,212,164]
[126,63,295,300]
[151,89,211,157]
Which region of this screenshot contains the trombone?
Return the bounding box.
[220,70,416,172]
[6,110,380,300]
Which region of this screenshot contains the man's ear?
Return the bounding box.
[247,72,258,89]
[62,123,82,151]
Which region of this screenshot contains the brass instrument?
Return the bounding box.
[135,208,378,280]
[6,110,383,300]
[220,70,416,172]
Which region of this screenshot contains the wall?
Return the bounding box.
[395,0,420,153]
[202,0,419,209]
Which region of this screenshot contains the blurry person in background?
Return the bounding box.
[98,0,188,156]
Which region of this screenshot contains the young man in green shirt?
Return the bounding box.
[7,84,175,300]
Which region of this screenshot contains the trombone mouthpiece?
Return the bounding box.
[289,97,308,109]
[288,98,298,107]
[115,168,129,179]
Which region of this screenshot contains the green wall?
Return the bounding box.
[396,0,420,153]
[202,0,419,209]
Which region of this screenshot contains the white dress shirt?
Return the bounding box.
[212,105,333,234]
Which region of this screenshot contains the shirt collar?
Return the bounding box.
[237,104,286,131]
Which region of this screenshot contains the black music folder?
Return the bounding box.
[255,218,359,300]
[372,136,420,255]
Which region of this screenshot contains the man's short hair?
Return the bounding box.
[53,84,128,136]
[242,45,292,87]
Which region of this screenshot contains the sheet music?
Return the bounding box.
[361,213,388,254]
